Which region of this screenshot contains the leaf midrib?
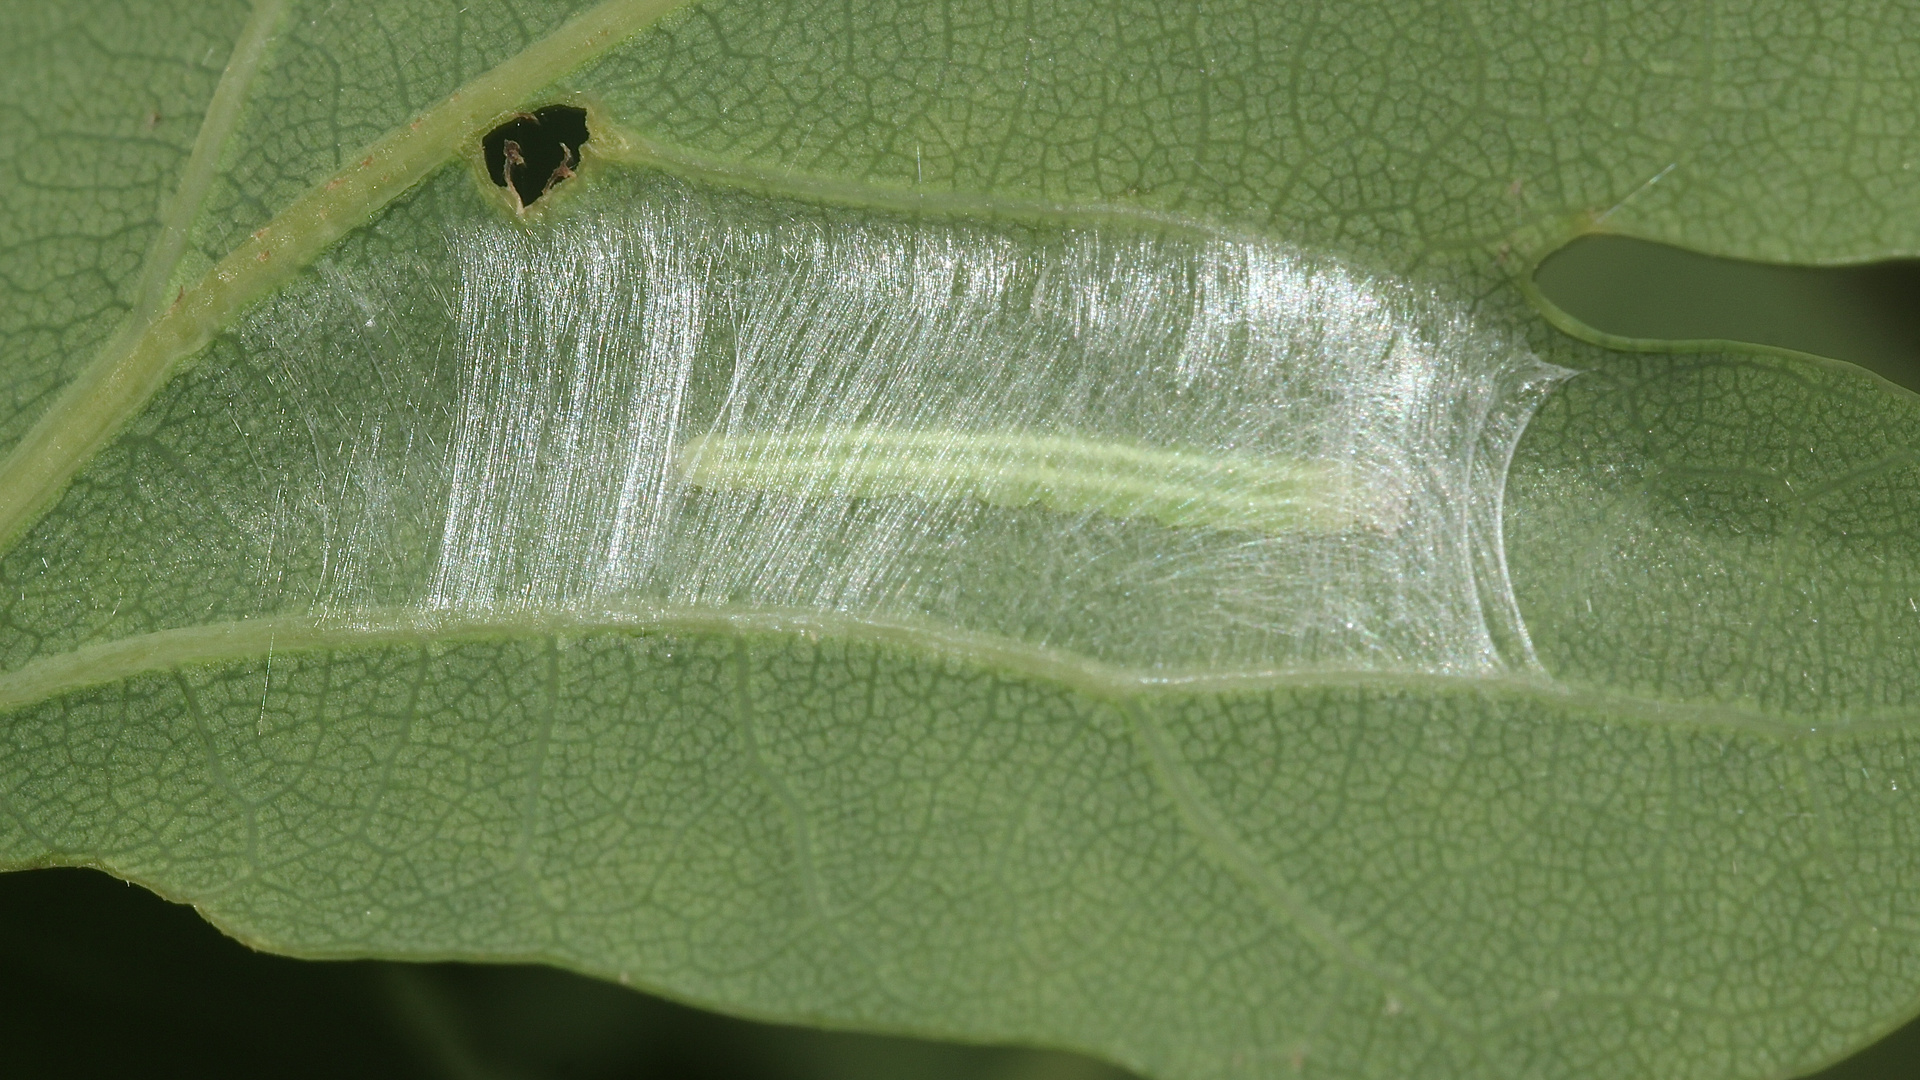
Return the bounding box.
[0,604,1874,740]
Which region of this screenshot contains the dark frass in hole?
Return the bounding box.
[482,105,589,212]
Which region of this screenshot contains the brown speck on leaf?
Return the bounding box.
[359,155,374,168]
[501,140,528,213]
[255,249,271,263]
[539,143,577,200]
[142,107,161,130]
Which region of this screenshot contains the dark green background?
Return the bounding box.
[1535,235,1920,394]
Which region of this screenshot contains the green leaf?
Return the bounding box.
[4,2,1919,1079]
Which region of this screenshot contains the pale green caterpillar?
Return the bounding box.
[676,426,1381,535]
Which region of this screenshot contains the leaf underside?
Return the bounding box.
[4,3,1920,1080]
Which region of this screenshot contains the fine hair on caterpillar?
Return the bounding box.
[251,173,1567,678]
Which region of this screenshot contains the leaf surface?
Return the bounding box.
[4,3,1920,1079]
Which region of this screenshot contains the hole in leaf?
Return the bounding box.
[481,105,590,211]
[1534,234,1920,393]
